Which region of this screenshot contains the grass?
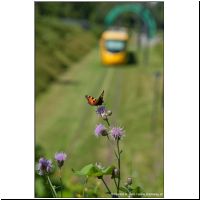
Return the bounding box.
[35,16,97,96]
[35,40,164,197]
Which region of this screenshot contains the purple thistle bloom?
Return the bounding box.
[95,124,108,137]
[55,152,67,168]
[110,127,125,140]
[37,157,53,176]
[96,106,106,115]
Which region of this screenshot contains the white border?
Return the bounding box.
[0,0,34,198]
[164,0,199,198]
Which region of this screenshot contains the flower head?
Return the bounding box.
[96,106,106,115]
[110,127,125,140]
[55,152,67,168]
[95,124,108,137]
[37,157,53,176]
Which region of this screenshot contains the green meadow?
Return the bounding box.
[36,40,164,197]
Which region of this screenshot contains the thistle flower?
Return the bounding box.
[95,124,108,136]
[96,106,106,115]
[55,152,67,168]
[96,105,112,124]
[110,127,125,140]
[37,157,53,176]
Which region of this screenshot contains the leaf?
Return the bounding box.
[73,164,115,177]
[127,185,133,192]
[132,186,144,198]
[133,186,143,193]
[119,186,129,194]
[72,164,102,177]
[101,165,115,175]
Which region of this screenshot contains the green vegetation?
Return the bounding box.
[35,16,97,96]
[35,2,164,29]
[36,41,164,197]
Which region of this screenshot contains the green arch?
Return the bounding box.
[105,4,157,38]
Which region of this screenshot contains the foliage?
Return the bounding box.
[73,164,115,177]
[35,2,163,29]
[35,15,97,96]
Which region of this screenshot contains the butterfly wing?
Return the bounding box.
[85,90,104,106]
[95,90,104,106]
[85,95,98,106]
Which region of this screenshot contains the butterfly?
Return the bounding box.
[85,90,104,106]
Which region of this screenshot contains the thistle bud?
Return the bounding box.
[101,112,108,120]
[112,168,119,178]
[127,177,132,185]
[107,110,112,116]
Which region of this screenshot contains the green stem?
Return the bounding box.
[47,175,57,198]
[82,177,88,197]
[124,186,130,195]
[105,118,110,127]
[117,138,121,194]
[113,177,118,191]
[106,135,118,159]
[59,168,63,198]
[101,177,112,195]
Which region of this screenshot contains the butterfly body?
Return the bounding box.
[85,90,104,106]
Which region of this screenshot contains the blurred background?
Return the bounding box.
[35,1,164,198]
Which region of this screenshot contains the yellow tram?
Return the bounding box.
[99,28,129,65]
